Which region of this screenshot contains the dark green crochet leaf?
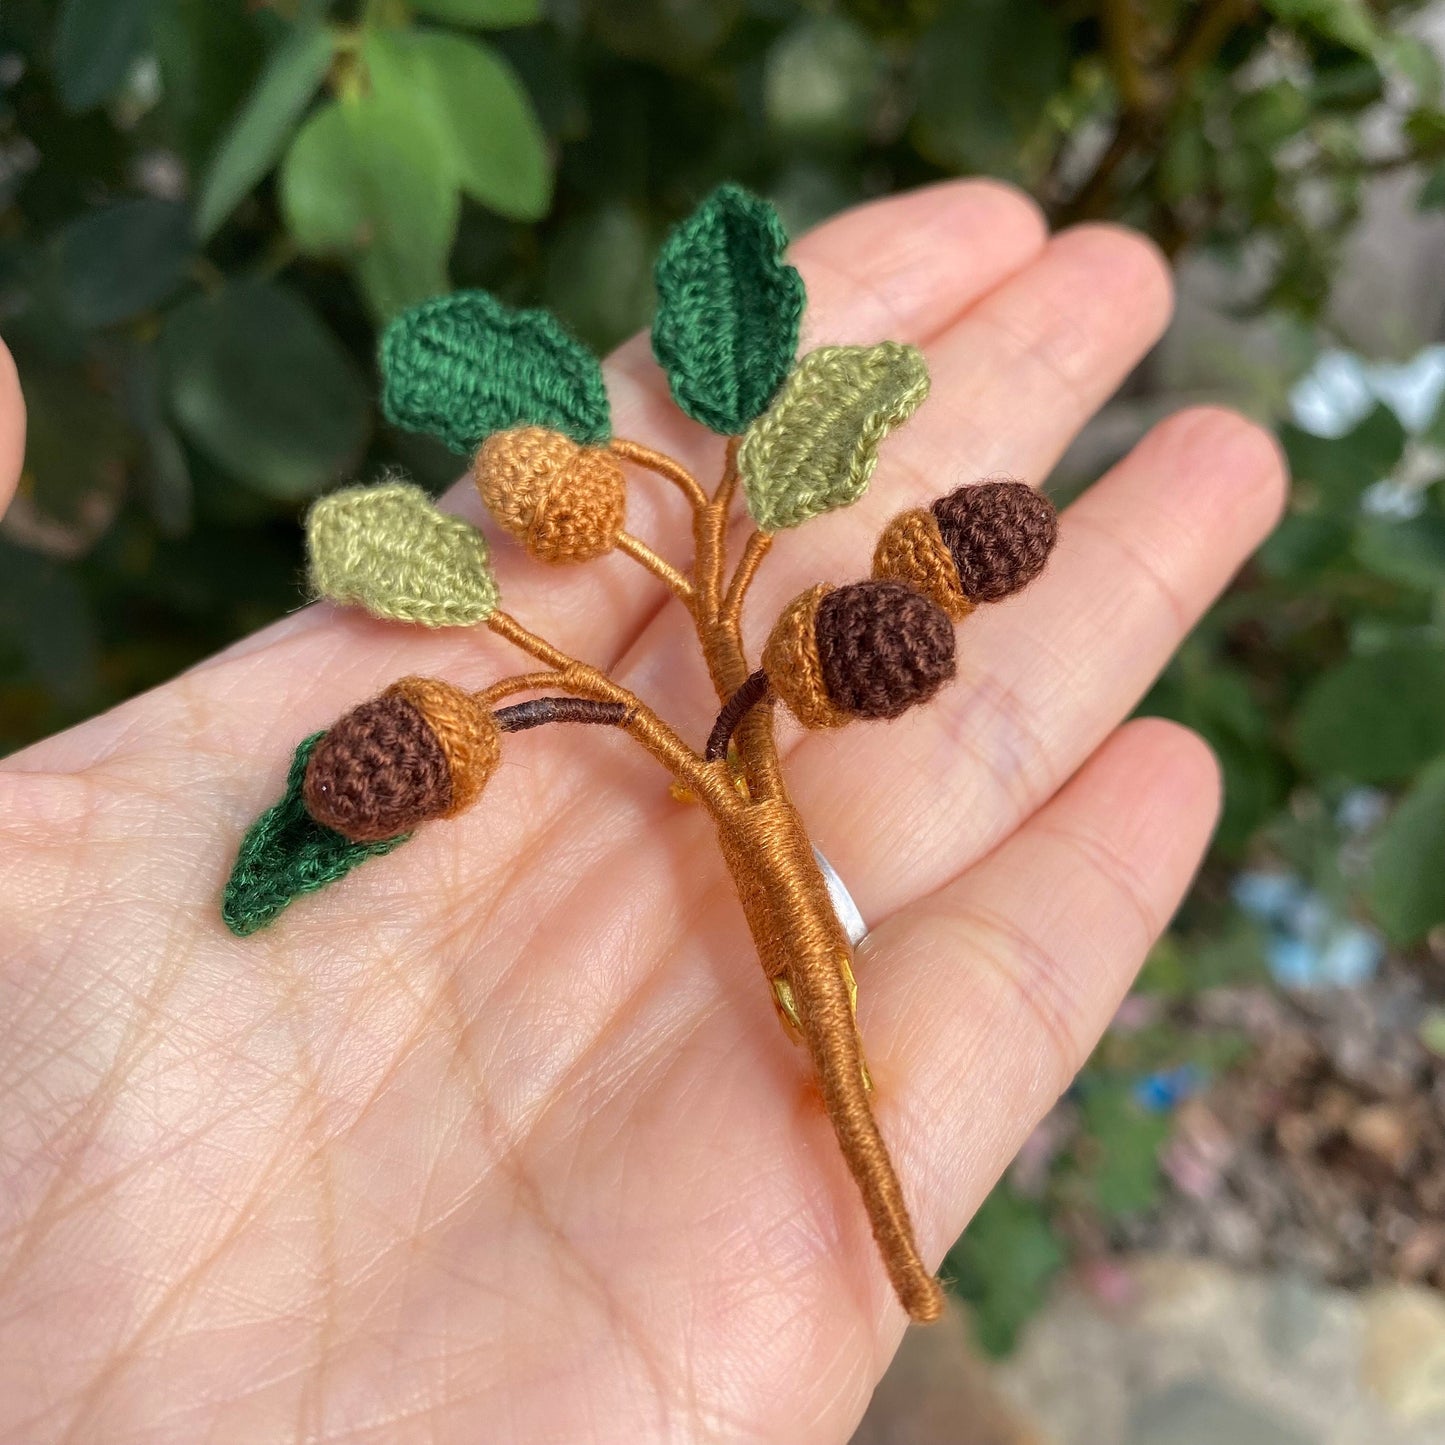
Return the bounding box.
[651,184,805,436]
[380,290,610,453]
[222,733,410,937]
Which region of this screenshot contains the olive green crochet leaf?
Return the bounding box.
[222,734,411,937]
[381,289,610,453]
[652,184,805,436]
[307,479,500,626]
[739,342,930,532]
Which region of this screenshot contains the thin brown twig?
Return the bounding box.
[609,437,709,512]
[616,531,696,605]
[722,530,772,633]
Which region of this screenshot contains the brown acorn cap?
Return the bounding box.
[474,426,626,564]
[872,507,975,621]
[814,581,956,720]
[931,480,1057,604]
[762,583,851,730]
[303,678,500,842]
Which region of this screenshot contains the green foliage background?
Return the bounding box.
[7,0,1445,1351]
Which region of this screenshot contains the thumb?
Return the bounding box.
[0,337,24,517]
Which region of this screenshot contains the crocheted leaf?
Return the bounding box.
[738,342,930,532]
[651,184,805,436]
[380,290,609,453]
[307,481,500,627]
[222,734,410,937]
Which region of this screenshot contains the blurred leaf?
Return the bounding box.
[1355,513,1445,591]
[543,203,654,351]
[195,22,336,240]
[1279,404,1406,506]
[149,0,268,166]
[1264,0,1380,56]
[280,92,458,320]
[19,360,131,528]
[652,184,804,436]
[1234,81,1310,147]
[121,344,192,535]
[1079,1081,1170,1218]
[410,0,541,25]
[1293,644,1445,784]
[52,0,148,112]
[380,289,609,451]
[763,15,882,145]
[54,200,193,329]
[1418,162,1445,211]
[912,0,1067,179]
[947,1184,1064,1358]
[0,538,99,707]
[365,30,552,223]
[160,279,370,499]
[1370,756,1445,943]
[1258,510,1354,577]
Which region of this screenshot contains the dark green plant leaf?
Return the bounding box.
[911,0,1067,180]
[195,21,335,241]
[53,0,149,112]
[280,92,459,320]
[160,279,370,499]
[1355,513,1445,590]
[380,290,609,453]
[54,199,193,329]
[0,537,99,709]
[1279,404,1407,507]
[1293,644,1445,784]
[946,1184,1065,1358]
[365,30,552,223]
[738,341,929,530]
[410,0,542,29]
[543,203,655,352]
[652,184,804,436]
[1370,755,1445,943]
[222,733,411,937]
[1263,0,1380,55]
[1419,162,1445,210]
[122,342,193,535]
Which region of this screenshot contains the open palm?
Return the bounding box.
[0,181,1285,1445]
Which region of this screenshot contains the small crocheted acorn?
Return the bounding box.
[303,677,501,842]
[873,480,1057,619]
[763,580,956,730]
[474,425,626,564]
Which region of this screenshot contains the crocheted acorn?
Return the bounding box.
[303,677,501,843]
[474,425,626,564]
[873,480,1058,619]
[763,580,956,730]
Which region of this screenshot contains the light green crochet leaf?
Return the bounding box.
[222,733,411,937]
[307,480,499,626]
[738,342,930,532]
[380,289,609,453]
[652,184,805,436]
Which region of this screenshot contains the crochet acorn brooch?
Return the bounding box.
[222,184,1057,1324]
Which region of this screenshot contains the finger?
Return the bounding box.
[618,223,1176,732]
[864,718,1221,1287]
[791,405,1286,922]
[0,336,25,516]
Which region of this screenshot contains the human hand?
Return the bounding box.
[0,181,1285,1444]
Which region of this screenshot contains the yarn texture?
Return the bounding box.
[475,426,626,563]
[872,507,974,621]
[816,581,956,720]
[739,342,930,532]
[381,290,611,453]
[652,184,805,435]
[933,481,1058,604]
[387,676,501,816]
[307,480,499,627]
[762,583,850,730]
[222,733,410,937]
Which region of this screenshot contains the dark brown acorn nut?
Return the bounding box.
[931,479,1057,605]
[763,580,956,728]
[303,677,501,842]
